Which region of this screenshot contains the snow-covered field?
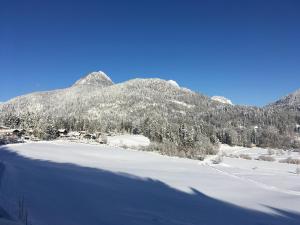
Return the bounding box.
[107,134,150,148]
[220,144,300,162]
[0,142,299,225]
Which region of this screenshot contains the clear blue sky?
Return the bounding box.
[1,0,300,106]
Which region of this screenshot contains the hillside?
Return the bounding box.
[0,71,299,158]
[0,71,215,120]
[269,89,300,108]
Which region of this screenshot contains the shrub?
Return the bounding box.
[227,154,239,158]
[34,125,59,140]
[239,154,252,160]
[267,149,275,155]
[256,155,276,162]
[144,140,218,160]
[276,149,284,156]
[279,157,300,165]
[296,167,300,175]
[144,141,178,156]
[194,135,219,155]
[100,134,108,144]
[211,155,223,164]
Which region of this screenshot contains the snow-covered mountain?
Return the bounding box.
[0,71,218,130]
[72,71,114,87]
[270,89,300,107]
[211,96,233,105]
[1,70,299,152]
[167,80,180,88]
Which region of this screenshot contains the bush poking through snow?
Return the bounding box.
[276,149,284,156]
[296,167,300,175]
[211,155,223,164]
[256,155,276,162]
[239,154,252,160]
[100,134,108,144]
[227,154,239,159]
[279,157,300,165]
[143,141,216,160]
[267,149,275,155]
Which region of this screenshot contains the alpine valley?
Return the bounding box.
[0,71,300,158]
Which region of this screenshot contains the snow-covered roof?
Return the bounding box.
[58,129,67,132]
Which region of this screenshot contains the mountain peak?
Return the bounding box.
[167,80,180,88]
[73,71,114,87]
[271,88,300,106]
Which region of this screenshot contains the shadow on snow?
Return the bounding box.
[0,146,299,225]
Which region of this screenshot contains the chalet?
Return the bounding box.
[12,129,21,136]
[296,124,300,133]
[0,126,10,135]
[58,129,68,136]
[0,125,9,131]
[10,129,25,137]
[0,129,14,135]
[83,134,92,139]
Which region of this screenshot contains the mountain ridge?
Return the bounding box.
[269,89,300,107]
[1,70,299,155]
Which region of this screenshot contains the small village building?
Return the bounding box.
[11,129,26,137]
[12,129,21,136]
[296,124,300,133]
[83,134,92,139]
[0,125,9,131]
[58,129,68,135]
[58,129,68,136]
[0,126,10,135]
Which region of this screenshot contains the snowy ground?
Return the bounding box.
[107,134,150,148]
[210,145,300,196]
[219,144,300,162]
[0,142,299,225]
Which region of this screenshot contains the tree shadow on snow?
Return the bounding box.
[0,146,299,225]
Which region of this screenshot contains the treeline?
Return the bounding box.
[1,103,299,160]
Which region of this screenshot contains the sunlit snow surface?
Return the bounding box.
[0,142,300,225]
[107,134,150,148]
[167,80,180,88]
